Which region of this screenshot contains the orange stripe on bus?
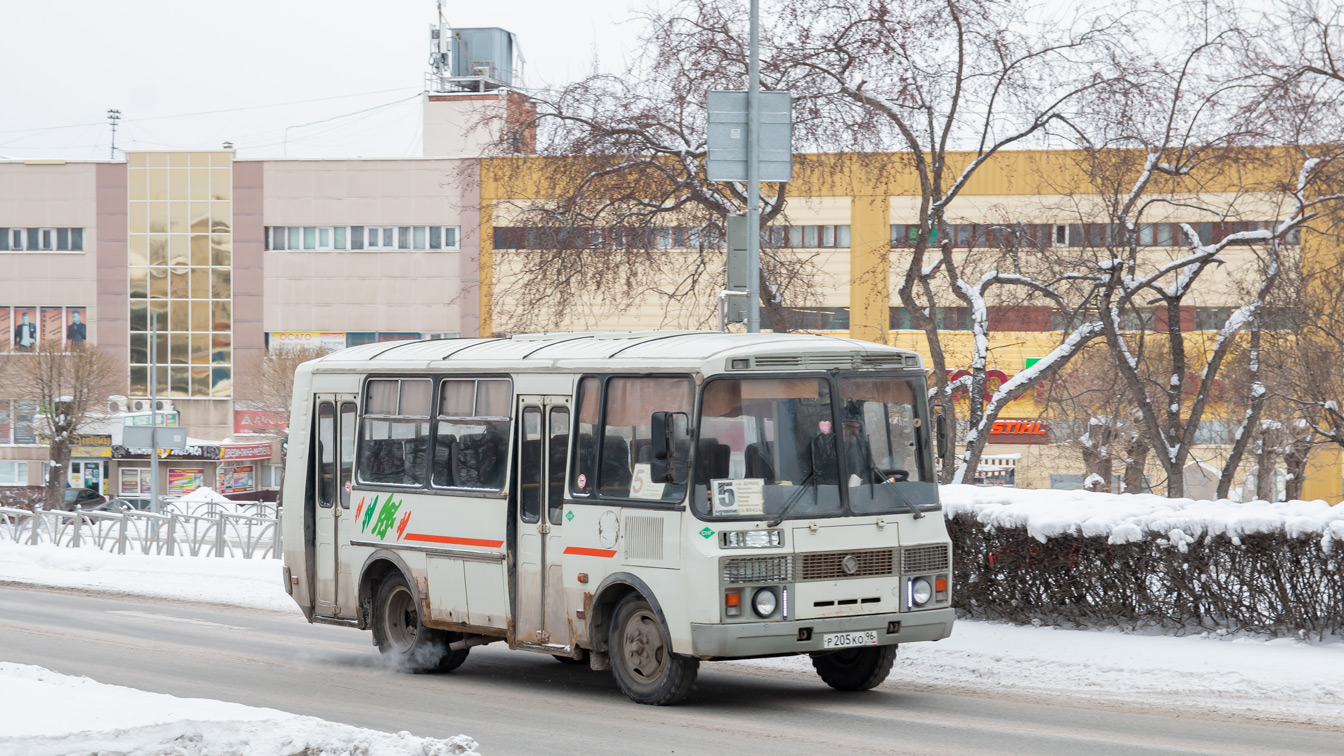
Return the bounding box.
[403,533,504,549]
[562,546,617,558]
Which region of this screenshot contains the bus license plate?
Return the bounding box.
[822,630,878,649]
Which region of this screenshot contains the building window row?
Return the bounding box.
[492,224,852,250]
[891,222,1300,249]
[0,228,85,252]
[265,225,460,252]
[265,331,446,353]
[2,305,90,351]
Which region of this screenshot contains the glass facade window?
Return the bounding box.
[127,152,232,399]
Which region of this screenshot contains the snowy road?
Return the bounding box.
[1,585,1338,756]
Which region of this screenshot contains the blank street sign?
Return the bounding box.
[706,90,793,183]
[122,425,187,451]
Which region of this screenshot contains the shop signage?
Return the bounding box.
[233,409,287,435]
[113,444,219,461]
[70,433,112,458]
[987,419,1051,445]
[125,412,180,427]
[220,443,273,461]
[270,331,346,353]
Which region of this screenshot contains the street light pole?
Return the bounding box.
[746,0,761,333]
[149,309,159,514]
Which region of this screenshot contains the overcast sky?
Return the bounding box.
[0,0,645,161]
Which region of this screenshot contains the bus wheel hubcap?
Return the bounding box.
[386,586,417,651]
[622,609,666,683]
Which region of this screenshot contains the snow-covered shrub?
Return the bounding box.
[942,485,1344,638]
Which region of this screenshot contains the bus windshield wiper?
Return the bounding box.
[868,467,925,519]
[767,470,817,527]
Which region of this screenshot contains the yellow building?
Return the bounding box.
[479,149,1342,501]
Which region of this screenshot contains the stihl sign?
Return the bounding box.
[988,419,1050,444]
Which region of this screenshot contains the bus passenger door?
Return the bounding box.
[313,395,357,617]
[515,396,572,649]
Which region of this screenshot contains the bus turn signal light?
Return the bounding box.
[935,577,947,592]
[725,590,742,617]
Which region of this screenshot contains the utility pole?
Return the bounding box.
[746,0,761,333]
[149,309,159,514]
[107,109,121,159]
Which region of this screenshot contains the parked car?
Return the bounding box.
[61,487,107,511]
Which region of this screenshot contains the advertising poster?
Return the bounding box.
[12,401,37,444]
[216,465,255,495]
[0,400,10,444]
[65,307,88,345]
[0,308,9,347]
[41,307,63,349]
[167,468,205,495]
[12,307,37,351]
[83,463,103,492]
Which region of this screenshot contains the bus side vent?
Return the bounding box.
[624,516,664,561]
[753,355,804,368]
[855,354,909,369]
[901,544,950,574]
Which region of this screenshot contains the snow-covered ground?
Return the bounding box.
[3,540,1343,731]
[0,663,481,756]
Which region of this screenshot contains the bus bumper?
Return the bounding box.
[688,608,955,659]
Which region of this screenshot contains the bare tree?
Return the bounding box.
[764,0,1129,481]
[9,344,119,510]
[235,346,328,439]
[484,1,827,332]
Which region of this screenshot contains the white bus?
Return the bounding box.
[280,331,954,705]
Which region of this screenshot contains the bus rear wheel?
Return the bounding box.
[811,645,897,691]
[371,572,469,673]
[608,594,698,705]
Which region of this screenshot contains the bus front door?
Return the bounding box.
[313,395,357,618]
[514,396,572,650]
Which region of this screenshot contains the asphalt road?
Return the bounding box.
[0,584,1337,756]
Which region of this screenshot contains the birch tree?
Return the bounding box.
[767,0,1125,481]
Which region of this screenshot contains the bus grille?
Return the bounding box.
[902,544,950,574]
[722,556,793,584]
[796,549,895,581]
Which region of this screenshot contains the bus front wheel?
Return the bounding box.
[608,594,698,705]
[371,572,469,673]
[811,645,897,691]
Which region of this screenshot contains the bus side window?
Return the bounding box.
[357,378,432,487]
[599,376,693,502]
[433,378,512,492]
[570,377,599,496]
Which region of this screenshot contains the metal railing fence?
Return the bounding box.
[0,502,280,559]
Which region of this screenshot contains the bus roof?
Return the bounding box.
[302,331,923,375]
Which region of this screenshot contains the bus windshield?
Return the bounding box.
[692,373,938,521]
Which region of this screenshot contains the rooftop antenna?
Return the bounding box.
[427,0,452,91]
[107,109,121,159]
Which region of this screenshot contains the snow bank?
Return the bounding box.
[740,619,1344,726]
[0,663,480,756]
[0,542,296,613]
[940,483,1344,546]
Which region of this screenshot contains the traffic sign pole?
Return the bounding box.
[746,0,761,333]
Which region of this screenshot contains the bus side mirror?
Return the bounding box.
[650,411,690,483]
[935,414,949,460]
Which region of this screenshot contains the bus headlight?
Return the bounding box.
[909,577,933,608]
[752,588,778,618]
